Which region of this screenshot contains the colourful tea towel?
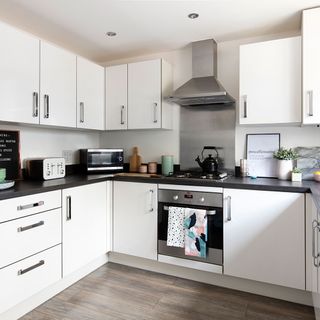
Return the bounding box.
[167,206,185,248]
[184,208,207,258]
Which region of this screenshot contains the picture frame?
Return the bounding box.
[246,133,280,178]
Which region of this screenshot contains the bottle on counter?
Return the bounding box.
[129,147,142,173]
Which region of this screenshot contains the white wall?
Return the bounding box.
[217,33,320,165]
[0,124,100,166]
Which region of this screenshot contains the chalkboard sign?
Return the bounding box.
[0,130,21,180]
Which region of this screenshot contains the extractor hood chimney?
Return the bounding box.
[168,39,235,106]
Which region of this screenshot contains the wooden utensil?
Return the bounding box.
[129,147,141,173]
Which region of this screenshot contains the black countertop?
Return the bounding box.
[1,173,320,211]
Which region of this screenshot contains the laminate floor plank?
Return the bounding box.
[20,262,315,320]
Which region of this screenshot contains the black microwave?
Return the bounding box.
[80,149,124,173]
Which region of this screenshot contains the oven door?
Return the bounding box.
[158,202,223,265]
[87,149,123,171]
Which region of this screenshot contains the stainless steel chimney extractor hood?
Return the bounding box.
[168,39,235,106]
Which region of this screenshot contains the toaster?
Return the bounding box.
[25,158,66,180]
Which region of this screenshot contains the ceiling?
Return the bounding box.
[0,0,319,62]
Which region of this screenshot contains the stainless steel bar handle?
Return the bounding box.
[153,103,158,123]
[312,220,320,267]
[80,102,85,123]
[149,190,154,212]
[32,92,39,117]
[17,221,44,233]
[243,95,248,118]
[120,105,125,125]
[18,260,45,276]
[66,196,72,221]
[44,94,50,118]
[17,201,44,211]
[226,196,232,221]
[307,90,314,116]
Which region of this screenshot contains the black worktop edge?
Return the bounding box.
[1,174,320,212]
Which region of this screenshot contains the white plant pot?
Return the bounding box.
[277,160,293,180]
[291,172,302,182]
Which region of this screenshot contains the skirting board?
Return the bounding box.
[109,252,313,306]
[0,254,108,320]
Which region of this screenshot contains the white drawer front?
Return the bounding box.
[0,209,61,269]
[0,190,61,223]
[0,245,61,314]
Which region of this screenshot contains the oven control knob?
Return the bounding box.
[173,195,179,201]
[200,197,205,203]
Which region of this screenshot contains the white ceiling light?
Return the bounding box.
[106,31,117,37]
[188,13,199,19]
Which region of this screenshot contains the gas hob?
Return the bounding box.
[167,171,229,181]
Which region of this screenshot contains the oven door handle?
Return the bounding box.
[163,206,216,216]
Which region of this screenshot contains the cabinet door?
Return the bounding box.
[128,59,161,129]
[239,37,301,124]
[40,41,76,127]
[302,8,320,125]
[224,189,305,290]
[0,22,39,124]
[62,182,107,277]
[306,194,319,292]
[113,181,157,260]
[106,64,128,130]
[77,57,104,130]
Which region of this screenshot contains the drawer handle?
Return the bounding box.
[17,201,44,211]
[18,260,45,276]
[17,220,44,233]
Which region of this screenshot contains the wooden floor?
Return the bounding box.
[21,262,315,320]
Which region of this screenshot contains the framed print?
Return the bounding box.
[246,133,280,178]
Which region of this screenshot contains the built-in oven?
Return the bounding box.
[158,186,223,266]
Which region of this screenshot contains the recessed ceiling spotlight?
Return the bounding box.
[188,13,199,19]
[106,31,117,37]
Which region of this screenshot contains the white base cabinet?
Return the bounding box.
[113,181,158,260]
[0,245,61,314]
[62,182,108,277]
[223,189,305,290]
[239,37,301,125]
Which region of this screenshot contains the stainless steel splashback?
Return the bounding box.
[180,105,236,171]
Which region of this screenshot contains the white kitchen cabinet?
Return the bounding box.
[128,59,172,129]
[106,64,128,130]
[113,181,158,260]
[40,41,76,127]
[0,21,40,125]
[223,189,305,290]
[0,245,61,314]
[239,37,301,125]
[306,194,319,293]
[302,8,320,125]
[62,182,108,277]
[76,56,105,130]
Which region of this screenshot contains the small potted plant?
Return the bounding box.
[273,147,298,180]
[291,167,302,182]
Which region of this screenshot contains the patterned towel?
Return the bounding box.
[184,208,207,258]
[167,206,185,248]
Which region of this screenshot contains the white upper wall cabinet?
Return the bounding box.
[0,22,40,125]
[76,56,105,130]
[40,41,76,128]
[239,37,301,125]
[106,64,128,130]
[302,8,320,125]
[127,59,173,130]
